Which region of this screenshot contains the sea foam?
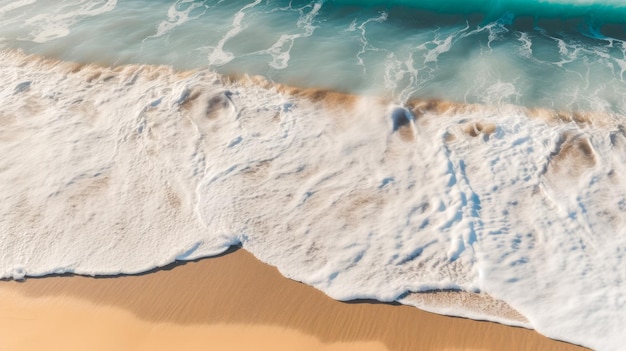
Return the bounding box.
[1,50,625,350]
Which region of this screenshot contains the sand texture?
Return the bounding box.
[0,249,590,351]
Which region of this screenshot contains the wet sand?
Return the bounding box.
[0,248,590,351]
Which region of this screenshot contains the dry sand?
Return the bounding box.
[0,248,590,351]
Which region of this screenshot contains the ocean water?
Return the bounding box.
[1,1,626,350]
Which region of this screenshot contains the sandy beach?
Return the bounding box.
[0,248,589,351]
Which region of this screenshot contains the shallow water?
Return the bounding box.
[2,0,626,111]
[1,1,626,350]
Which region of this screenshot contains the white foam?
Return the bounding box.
[351,11,388,72]
[14,0,118,43]
[152,0,207,39]
[423,33,454,64]
[260,2,321,70]
[0,0,36,17]
[2,51,626,350]
[208,0,262,66]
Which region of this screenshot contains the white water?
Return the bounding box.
[1,51,625,350]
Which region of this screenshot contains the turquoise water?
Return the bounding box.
[2,0,626,112]
[334,0,626,22]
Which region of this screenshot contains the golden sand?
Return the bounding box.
[0,287,386,351]
[0,249,589,351]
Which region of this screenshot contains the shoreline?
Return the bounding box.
[1,248,590,351]
[5,48,618,126]
[0,48,614,350]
